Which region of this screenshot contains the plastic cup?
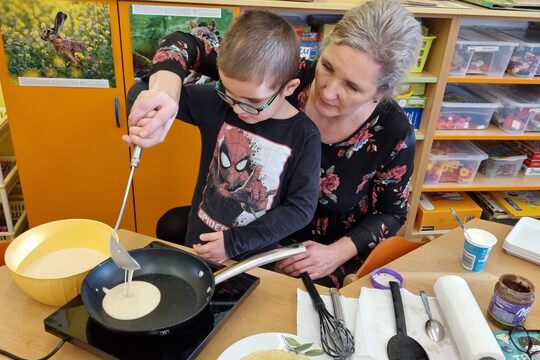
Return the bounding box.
[461,228,498,272]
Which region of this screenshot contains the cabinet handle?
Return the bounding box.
[114,96,120,128]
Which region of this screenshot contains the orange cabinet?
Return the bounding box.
[0,0,135,230]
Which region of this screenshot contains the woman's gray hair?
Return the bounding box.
[324,0,423,98]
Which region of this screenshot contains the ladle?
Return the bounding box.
[449,207,472,241]
[420,290,445,342]
[109,146,142,272]
[387,281,429,360]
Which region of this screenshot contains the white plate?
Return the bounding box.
[504,217,540,254]
[218,332,325,360]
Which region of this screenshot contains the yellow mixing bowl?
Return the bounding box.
[4,219,116,306]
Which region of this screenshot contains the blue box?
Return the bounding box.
[403,107,423,129]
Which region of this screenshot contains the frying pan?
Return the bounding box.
[81,244,305,336]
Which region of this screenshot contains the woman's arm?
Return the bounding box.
[124,32,219,148]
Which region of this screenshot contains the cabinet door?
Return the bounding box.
[0,0,135,230]
[118,2,238,236]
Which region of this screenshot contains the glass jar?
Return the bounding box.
[488,274,535,330]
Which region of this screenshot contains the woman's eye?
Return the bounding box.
[322,62,332,72]
[347,83,359,92]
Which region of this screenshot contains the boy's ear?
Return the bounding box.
[283,78,300,97]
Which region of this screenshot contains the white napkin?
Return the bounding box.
[355,287,461,359]
[296,289,358,360]
[297,276,505,360]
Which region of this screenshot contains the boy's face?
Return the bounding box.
[217,72,293,124]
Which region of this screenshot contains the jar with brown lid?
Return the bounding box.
[488,274,535,330]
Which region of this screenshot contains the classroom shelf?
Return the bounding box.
[433,123,540,140]
[447,74,540,84]
[404,71,438,83]
[421,173,540,192]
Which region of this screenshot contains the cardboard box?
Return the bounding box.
[415,192,483,231]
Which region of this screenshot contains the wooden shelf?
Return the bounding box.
[421,173,540,192]
[447,74,540,84]
[433,123,540,140]
[404,71,438,83]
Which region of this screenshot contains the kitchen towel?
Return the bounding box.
[297,275,504,360]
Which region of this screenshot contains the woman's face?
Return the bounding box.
[311,41,382,119]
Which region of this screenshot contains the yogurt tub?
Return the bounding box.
[461,228,498,272]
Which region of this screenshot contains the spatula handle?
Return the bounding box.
[390,281,407,336]
[300,272,325,310]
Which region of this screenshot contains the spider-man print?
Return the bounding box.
[199,124,291,230]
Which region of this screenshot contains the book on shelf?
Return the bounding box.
[461,0,540,10]
[488,190,540,218]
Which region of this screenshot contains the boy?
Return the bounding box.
[125,11,320,262]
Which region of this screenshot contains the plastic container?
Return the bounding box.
[437,84,500,130]
[472,84,540,134]
[424,140,488,184]
[474,141,527,178]
[488,274,535,329]
[411,35,437,73]
[397,96,425,129]
[450,27,518,77]
[497,28,540,78]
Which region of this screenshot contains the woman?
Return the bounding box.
[125,0,422,287]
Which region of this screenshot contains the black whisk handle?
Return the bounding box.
[300,272,326,309]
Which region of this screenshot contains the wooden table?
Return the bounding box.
[0,219,538,359]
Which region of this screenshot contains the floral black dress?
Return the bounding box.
[150,32,416,288]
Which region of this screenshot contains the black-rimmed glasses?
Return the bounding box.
[509,325,540,359]
[215,80,284,115]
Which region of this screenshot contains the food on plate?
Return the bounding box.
[102,281,161,320]
[241,349,309,360]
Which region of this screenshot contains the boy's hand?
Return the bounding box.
[193,231,228,263]
[275,241,339,280]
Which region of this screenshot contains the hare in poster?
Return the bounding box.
[41,12,93,68]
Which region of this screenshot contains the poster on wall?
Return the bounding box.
[129,4,236,83]
[0,0,115,88]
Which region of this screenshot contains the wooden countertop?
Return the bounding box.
[0,219,538,359]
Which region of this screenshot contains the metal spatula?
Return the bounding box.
[109,146,142,271]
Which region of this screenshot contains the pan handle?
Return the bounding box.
[213,244,306,285]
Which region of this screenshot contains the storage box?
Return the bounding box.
[424,140,488,184]
[415,192,483,231]
[472,84,540,134]
[450,27,518,77]
[498,28,540,78]
[397,96,426,129]
[437,84,499,130]
[474,140,527,178]
[411,35,437,73]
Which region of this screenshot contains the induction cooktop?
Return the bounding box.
[44,241,260,360]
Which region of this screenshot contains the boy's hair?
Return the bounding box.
[217,10,299,89]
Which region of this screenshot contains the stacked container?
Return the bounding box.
[474,141,527,178]
[424,140,488,184]
[471,84,540,133]
[449,27,518,77]
[496,28,540,78]
[438,84,500,130]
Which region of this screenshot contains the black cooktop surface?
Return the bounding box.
[44,241,260,360]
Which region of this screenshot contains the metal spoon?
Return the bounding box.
[449,207,472,241]
[420,290,445,342]
[109,146,142,271]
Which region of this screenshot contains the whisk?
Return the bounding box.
[300,272,355,359]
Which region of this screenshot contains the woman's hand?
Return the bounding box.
[193,231,228,263]
[276,238,357,280]
[123,71,181,148]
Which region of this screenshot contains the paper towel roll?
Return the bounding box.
[433,275,504,360]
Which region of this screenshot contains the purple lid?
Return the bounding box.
[370,268,404,289]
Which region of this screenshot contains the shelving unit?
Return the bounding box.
[448,74,540,84]
[434,123,540,140]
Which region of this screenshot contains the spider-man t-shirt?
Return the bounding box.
[177,84,321,260]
